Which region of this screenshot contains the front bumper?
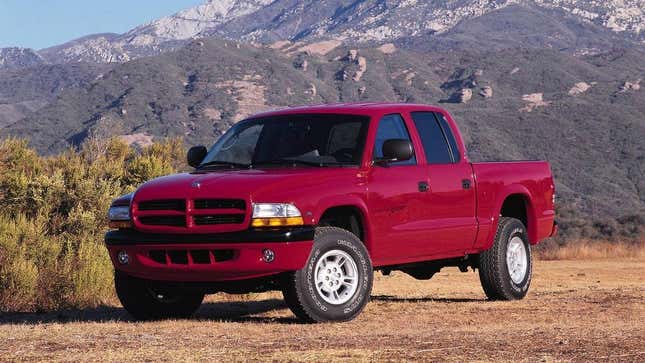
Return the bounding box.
[105,227,314,282]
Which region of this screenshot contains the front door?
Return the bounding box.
[366,113,433,265]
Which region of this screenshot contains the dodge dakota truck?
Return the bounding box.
[105,103,557,322]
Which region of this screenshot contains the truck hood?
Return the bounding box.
[132,168,353,204]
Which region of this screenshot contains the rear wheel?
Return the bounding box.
[478,217,532,300]
[282,227,373,322]
[115,272,204,321]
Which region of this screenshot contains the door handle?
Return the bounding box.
[462,179,471,190]
[418,181,429,192]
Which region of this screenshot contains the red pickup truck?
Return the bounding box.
[105,103,557,322]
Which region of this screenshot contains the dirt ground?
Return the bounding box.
[1,258,643,362]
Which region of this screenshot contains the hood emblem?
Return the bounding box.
[191,181,201,189]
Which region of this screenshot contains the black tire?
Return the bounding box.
[282,227,373,323]
[115,272,204,321]
[478,217,532,300]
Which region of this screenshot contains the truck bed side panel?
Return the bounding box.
[471,161,555,250]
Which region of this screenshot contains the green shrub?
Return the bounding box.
[0,137,184,312]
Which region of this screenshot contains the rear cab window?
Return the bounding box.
[434,112,461,162]
[410,111,460,164]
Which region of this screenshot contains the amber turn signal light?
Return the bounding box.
[109,221,133,229]
[251,217,304,227]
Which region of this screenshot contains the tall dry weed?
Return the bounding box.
[0,137,183,312]
[536,239,645,260]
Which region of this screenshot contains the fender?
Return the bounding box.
[311,194,373,253]
[481,184,538,251]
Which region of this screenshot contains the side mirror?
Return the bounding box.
[378,139,414,164]
[187,146,207,168]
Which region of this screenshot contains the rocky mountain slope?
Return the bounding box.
[0,62,109,128]
[0,48,46,70]
[400,3,638,53]
[2,0,643,68]
[36,0,274,65]
[1,39,642,222]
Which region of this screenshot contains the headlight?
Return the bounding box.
[108,206,130,221]
[251,203,304,227]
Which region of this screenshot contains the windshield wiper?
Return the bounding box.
[198,160,250,170]
[254,158,345,168]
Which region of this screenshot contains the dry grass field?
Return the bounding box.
[1,256,643,362]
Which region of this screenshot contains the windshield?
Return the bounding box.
[199,114,370,169]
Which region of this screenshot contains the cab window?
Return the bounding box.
[410,111,454,164]
[373,114,416,166]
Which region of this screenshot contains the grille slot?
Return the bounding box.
[148,249,235,265]
[139,199,186,211]
[212,249,235,262]
[139,215,186,227]
[190,250,211,264]
[168,250,188,264]
[193,214,245,225]
[194,199,246,210]
[149,250,166,264]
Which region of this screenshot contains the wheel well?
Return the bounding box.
[319,206,365,241]
[500,194,529,230]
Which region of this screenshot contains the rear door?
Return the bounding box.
[409,111,477,254]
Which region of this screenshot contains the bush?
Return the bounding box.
[0,137,184,312]
[553,204,643,243]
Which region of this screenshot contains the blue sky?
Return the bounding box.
[0,0,204,50]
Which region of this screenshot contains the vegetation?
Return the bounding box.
[535,240,645,260]
[0,136,641,312]
[0,137,184,312]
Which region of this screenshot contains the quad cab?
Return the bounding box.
[105,103,557,322]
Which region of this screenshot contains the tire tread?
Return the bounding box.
[478,217,531,300]
[282,226,372,322]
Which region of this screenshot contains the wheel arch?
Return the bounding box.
[313,198,372,253]
[485,185,538,249]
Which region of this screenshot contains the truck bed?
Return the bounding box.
[471,161,556,250]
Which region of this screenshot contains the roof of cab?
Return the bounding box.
[248,102,447,119]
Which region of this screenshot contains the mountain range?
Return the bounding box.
[1,0,643,67]
[0,0,643,232]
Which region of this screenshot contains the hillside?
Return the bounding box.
[1,0,642,67]
[399,4,638,53]
[0,48,45,70]
[1,38,643,222]
[0,63,110,128]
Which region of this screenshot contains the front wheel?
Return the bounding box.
[115,272,204,321]
[478,217,532,300]
[282,227,373,322]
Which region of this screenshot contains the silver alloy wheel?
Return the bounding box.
[314,249,359,305]
[506,236,528,284]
